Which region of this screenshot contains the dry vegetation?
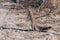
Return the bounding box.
[0,0,60,40]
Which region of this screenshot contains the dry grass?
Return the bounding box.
[0,0,60,40]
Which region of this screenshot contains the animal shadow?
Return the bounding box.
[0,26,52,32]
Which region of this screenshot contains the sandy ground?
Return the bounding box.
[0,2,60,40]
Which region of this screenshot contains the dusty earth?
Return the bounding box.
[0,1,60,40]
